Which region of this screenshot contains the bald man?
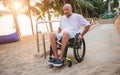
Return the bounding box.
[48,4,90,67]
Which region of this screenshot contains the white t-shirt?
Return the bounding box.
[56,13,90,40]
[59,13,90,33]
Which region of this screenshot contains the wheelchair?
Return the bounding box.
[49,33,86,67]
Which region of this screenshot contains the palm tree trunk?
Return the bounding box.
[47,10,53,32]
[86,5,89,18]
[119,0,120,8]
[44,0,53,32]
[79,5,83,15]
[108,0,112,14]
[73,1,77,13]
[11,4,21,38]
[2,0,21,38]
[29,10,34,35]
[28,0,34,35]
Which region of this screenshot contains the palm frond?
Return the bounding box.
[0,10,11,16]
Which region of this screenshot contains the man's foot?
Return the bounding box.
[47,58,57,65]
[53,59,63,67]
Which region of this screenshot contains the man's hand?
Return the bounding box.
[78,25,90,40]
[78,34,83,40]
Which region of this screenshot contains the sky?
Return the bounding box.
[0,0,77,35]
[0,0,59,36]
[0,2,5,10]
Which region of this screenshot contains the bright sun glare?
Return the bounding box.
[13,2,21,10]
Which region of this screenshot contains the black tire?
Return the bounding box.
[73,33,86,63]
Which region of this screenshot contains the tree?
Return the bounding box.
[0,0,38,36]
[51,0,94,17]
[44,0,53,32]
[25,0,34,35]
[1,0,21,38]
[32,0,54,32]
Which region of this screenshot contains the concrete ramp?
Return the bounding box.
[85,24,120,64]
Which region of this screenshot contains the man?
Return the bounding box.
[47,4,90,67]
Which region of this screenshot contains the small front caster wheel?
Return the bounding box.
[66,57,72,67]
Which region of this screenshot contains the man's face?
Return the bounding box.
[63,6,72,17]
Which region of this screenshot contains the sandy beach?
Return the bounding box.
[0,19,120,75]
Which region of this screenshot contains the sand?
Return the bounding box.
[0,19,120,75]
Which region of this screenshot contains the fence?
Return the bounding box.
[36,20,59,59]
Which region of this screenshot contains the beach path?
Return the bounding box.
[0,23,120,75]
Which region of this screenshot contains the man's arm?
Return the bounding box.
[78,25,90,39]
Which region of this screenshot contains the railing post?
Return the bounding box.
[42,34,46,59]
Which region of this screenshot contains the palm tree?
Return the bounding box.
[111,0,119,12]
[25,0,34,35]
[87,0,106,17]
[0,0,38,36]
[44,0,53,32]
[32,0,54,32]
[51,0,94,17]
[1,0,21,38]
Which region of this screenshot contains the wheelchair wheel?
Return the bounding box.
[73,33,86,63]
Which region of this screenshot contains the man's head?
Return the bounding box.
[63,4,72,18]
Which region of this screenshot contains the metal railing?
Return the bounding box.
[36,20,59,59]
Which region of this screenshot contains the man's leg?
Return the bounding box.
[50,32,58,59]
[53,31,69,66]
[59,32,69,60]
[47,32,59,65]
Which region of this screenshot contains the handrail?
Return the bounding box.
[36,20,59,24]
[36,20,59,59]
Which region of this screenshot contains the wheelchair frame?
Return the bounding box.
[49,33,86,67]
